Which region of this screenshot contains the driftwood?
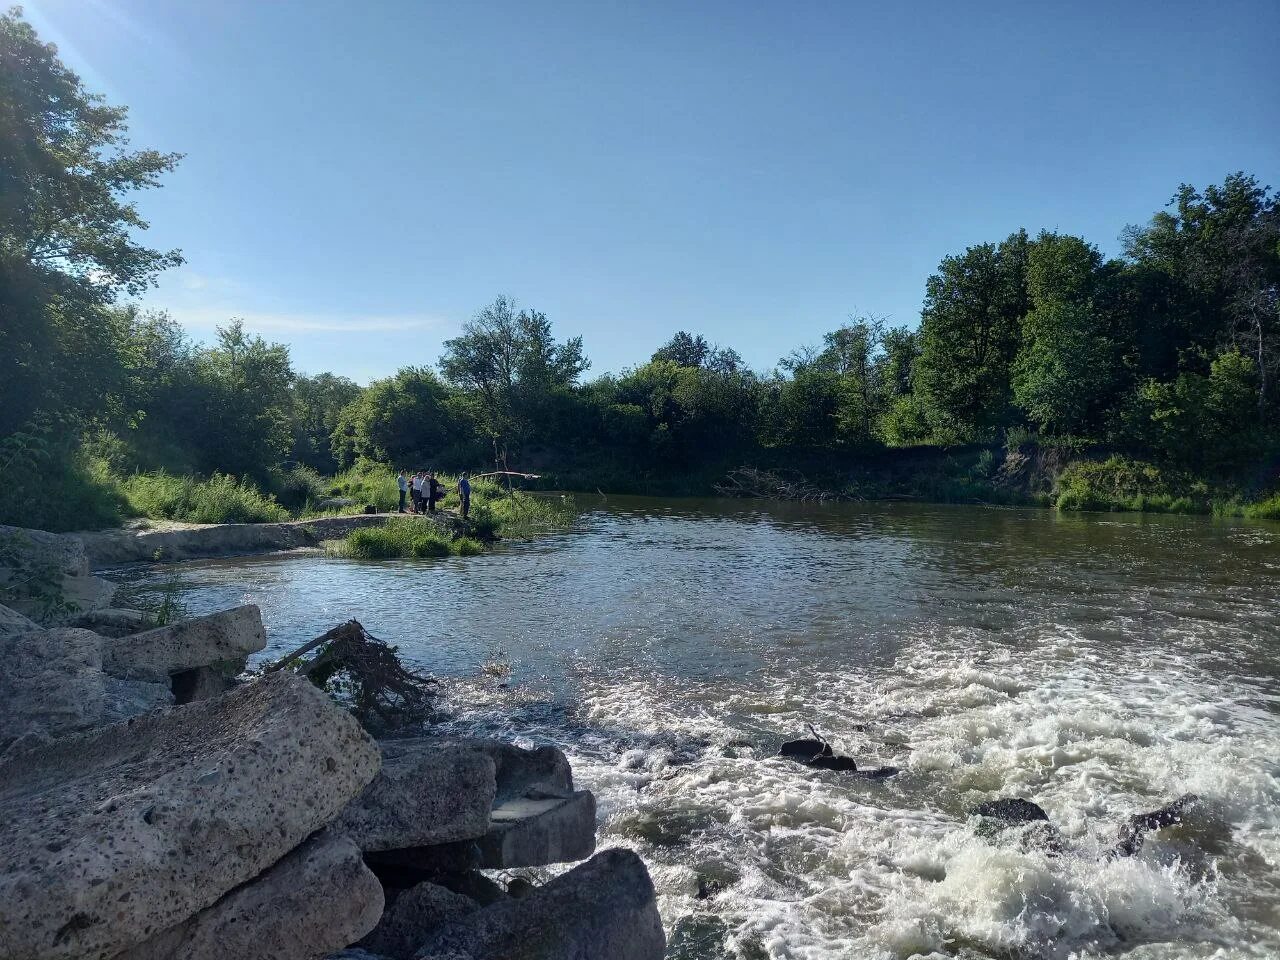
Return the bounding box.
[268,619,438,732]
[471,470,542,481]
[714,466,841,502]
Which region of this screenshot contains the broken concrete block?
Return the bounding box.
[0,601,38,636]
[101,604,266,681]
[337,740,495,852]
[0,671,380,960]
[477,790,597,868]
[0,627,104,747]
[358,880,478,958]
[114,831,384,960]
[414,848,665,960]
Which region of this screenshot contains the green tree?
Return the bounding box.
[914,230,1031,442]
[1123,173,1280,419]
[1011,233,1121,435]
[181,322,296,480]
[439,296,588,452]
[1121,350,1263,472]
[331,367,472,468]
[290,372,362,472]
[0,7,182,434]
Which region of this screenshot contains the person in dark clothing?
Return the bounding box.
[427,472,441,513]
[458,472,471,520]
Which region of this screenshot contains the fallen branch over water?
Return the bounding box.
[268,619,438,731]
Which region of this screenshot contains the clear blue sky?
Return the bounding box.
[23,0,1280,383]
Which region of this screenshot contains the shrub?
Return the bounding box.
[270,464,328,510]
[329,460,401,513]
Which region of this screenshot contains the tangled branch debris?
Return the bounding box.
[714,466,843,502]
[267,619,438,732]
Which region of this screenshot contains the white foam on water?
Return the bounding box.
[442,622,1280,959]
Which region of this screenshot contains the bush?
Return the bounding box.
[1242,493,1280,521]
[121,472,289,524]
[329,460,401,513]
[1053,456,1204,514]
[330,517,484,559]
[465,478,575,539]
[270,463,328,510]
[0,432,126,532]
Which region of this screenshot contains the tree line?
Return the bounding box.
[1,8,1277,529]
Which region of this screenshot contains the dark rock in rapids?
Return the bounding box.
[1112,793,1204,858]
[777,734,899,779]
[970,797,1064,855]
[970,797,1051,824]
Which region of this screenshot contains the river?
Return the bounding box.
[112,498,1280,959]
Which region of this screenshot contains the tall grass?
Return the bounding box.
[120,472,289,524]
[465,477,576,539]
[327,460,401,513]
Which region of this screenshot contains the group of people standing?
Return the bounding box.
[397,470,472,519]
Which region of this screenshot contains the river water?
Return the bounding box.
[112,498,1280,959]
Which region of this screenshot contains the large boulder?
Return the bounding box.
[67,608,150,638]
[0,525,116,622]
[101,677,174,723]
[0,671,380,960]
[413,848,665,960]
[477,791,597,869]
[0,627,105,747]
[101,604,266,681]
[0,601,38,636]
[358,881,478,958]
[114,831,384,960]
[337,741,496,852]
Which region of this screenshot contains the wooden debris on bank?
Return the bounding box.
[714,466,841,502]
[267,619,438,732]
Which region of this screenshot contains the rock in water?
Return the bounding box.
[970,797,1063,854]
[1113,794,1204,858]
[101,604,266,682]
[414,848,666,960]
[114,831,383,960]
[0,671,380,960]
[477,790,597,868]
[970,797,1050,824]
[778,738,833,761]
[358,880,478,958]
[0,627,105,747]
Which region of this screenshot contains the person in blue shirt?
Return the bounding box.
[458,472,472,520]
[396,470,407,513]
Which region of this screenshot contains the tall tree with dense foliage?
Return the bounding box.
[0,6,182,435]
[439,295,589,453]
[1011,233,1122,435]
[913,230,1031,443]
[1123,173,1280,419]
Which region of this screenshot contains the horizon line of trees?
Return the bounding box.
[1,6,1277,529]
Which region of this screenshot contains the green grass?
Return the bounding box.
[465,478,576,539]
[326,517,485,559]
[120,471,289,524]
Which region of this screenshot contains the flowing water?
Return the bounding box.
[112,498,1280,959]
